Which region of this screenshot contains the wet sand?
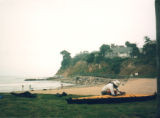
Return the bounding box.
[31,78,157,95]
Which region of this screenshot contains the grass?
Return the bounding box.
[0,93,157,118]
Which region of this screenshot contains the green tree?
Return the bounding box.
[109,57,124,74]
[144,36,151,43]
[137,37,156,66]
[99,44,111,57]
[95,52,104,64]
[125,41,140,58]
[60,50,71,69]
[86,53,95,63]
[143,37,156,58]
[72,51,89,65]
[125,41,130,47]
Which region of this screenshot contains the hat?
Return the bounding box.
[112,80,121,87]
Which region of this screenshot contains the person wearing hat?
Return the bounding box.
[101,80,123,96]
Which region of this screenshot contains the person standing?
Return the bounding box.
[22,85,24,91]
[29,84,31,90]
[61,83,63,89]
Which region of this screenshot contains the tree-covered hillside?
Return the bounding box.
[57,36,157,78]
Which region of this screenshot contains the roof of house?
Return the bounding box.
[111,46,132,54]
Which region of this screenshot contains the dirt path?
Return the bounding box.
[31,78,157,95]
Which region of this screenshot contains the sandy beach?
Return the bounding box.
[31,78,157,95]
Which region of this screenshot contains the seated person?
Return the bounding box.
[101,80,125,96]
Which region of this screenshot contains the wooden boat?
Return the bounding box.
[66,94,156,104]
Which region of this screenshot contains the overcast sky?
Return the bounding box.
[0,0,156,77]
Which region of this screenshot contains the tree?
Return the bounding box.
[60,50,71,69]
[155,0,160,117]
[144,36,151,43]
[111,43,116,48]
[72,51,89,65]
[143,37,156,58]
[95,52,104,63]
[125,41,140,58]
[86,53,95,63]
[99,44,111,57]
[125,41,130,47]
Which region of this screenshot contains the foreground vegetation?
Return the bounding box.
[0,93,157,118]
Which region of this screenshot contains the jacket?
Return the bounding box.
[101,83,116,95]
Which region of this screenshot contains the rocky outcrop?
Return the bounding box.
[74,76,122,86]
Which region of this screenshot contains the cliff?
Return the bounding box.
[56,59,156,78]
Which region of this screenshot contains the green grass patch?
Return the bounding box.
[0,93,157,118]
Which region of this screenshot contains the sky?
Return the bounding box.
[0,0,156,77]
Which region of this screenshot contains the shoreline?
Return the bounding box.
[31,78,157,95]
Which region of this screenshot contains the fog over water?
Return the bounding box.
[0,76,72,92]
[0,0,156,77]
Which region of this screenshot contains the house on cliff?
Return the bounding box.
[105,46,132,58]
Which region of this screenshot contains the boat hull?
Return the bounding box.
[66,94,156,104]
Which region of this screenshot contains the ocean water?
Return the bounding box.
[0,76,73,92]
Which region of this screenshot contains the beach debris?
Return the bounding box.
[10,91,37,98]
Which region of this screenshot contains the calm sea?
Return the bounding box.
[0,76,72,92]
